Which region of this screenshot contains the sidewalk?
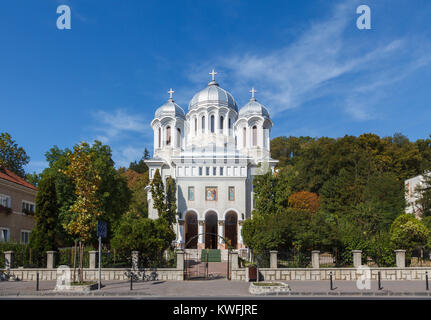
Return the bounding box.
[1,279,431,298]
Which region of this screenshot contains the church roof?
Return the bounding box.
[154,99,185,120]
[239,97,270,119]
[188,79,238,113]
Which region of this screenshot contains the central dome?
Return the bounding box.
[188,82,238,112]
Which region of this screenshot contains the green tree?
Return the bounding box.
[150,169,166,217]
[390,214,429,255]
[0,132,30,178]
[29,175,59,266]
[165,176,177,225]
[414,173,431,218]
[111,213,175,267]
[25,172,41,187]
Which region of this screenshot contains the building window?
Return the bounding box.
[21,230,30,244]
[202,116,205,132]
[195,118,197,134]
[228,118,231,129]
[205,187,217,201]
[228,186,235,201]
[0,194,11,208]
[166,126,171,145]
[253,125,257,146]
[220,167,224,176]
[22,201,35,215]
[210,115,215,133]
[177,128,181,147]
[213,167,217,176]
[243,127,247,147]
[158,127,161,148]
[199,167,203,176]
[206,167,210,176]
[0,228,9,242]
[188,187,195,201]
[220,116,224,131]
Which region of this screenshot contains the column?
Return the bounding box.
[311,250,320,269]
[238,222,243,244]
[46,251,56,269]
[218,221,224,244]
[4,251,14,269]
[178,222,184,245]
[395,250,406,268]
[198,221,204,249]
[89,251,97,269]
[131,251,140,270]
[352,250,362,268]
[270,250,278,269]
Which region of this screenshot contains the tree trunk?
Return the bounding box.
[79,240,83,283]
[73,240,77,283]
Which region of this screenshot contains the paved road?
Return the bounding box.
[1,279,431,298]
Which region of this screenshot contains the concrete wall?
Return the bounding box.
[7,268,184,281]
[231,267,431,281]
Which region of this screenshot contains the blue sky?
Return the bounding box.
[1,0,431,173]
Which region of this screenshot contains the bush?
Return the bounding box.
[0,243,45,268]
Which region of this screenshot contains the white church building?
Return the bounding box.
[145,70,278,254]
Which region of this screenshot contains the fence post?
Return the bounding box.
[270,250,278,269]
[46,251,56,269]
[176,250,185,270]
[352,250,362,268]
[131,251,140,270]
[4,251,14,269]
[311,250,320,269]
[395,250,406,268]
[89,251,97,269]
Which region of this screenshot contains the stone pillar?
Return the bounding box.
[89,251,97,269]
[178,222,184,245]
[4,251,14,269]
[311,250,320,269]
[231,251,239,270]
[131,251,140,270]
[198,221,204,248]
[395,250,406,268]
[46,251,56,269]
[218,221,224,244]
[270,250,278,269]
[352,250,362,268]
[176,250,185,270]
[238,222,243,244]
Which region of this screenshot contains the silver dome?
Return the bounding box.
[155,99,185,119]
[188,82,238,112]
[239,98,270,118]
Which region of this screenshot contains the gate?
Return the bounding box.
[183,233,233,280]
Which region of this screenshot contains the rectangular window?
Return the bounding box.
[206,167,210,176]
[228,186,235,201]
[220,167,224,176]
[188,187,195,201]
[0,194,11,208]
[205,187,218,201]
[22,201,35,214]
[21,230,30,244]
[199,167,203,176]
[213,167,217,176]
[0,228,9,242]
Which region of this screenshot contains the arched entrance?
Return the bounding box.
[205,212,218,249]
[185,211,198,249]
[224,212,238,249]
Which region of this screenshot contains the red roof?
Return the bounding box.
[0,165,37,191]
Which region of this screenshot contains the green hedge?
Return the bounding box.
[57,247,129,268]
[0,243,44,268]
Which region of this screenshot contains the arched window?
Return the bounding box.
[220,116,224,131]
[202,116,205,132]
[177,128,181,147]
[166,126,171,145]
[194,118,197,135]
[210,115,215,133]
[228,118,232,136]
[243,127,247,147]
[158,127,161,148]
[253,126,257,146]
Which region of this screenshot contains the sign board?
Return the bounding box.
[97,221,107,238]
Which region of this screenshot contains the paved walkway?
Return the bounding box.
[1,279,431,297]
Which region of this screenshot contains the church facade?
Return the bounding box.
[145,70,278,252]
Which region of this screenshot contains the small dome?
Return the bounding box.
[239,98,270,118]
[189,82,238,112]
[155,99,185,120]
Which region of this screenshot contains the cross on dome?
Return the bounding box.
[209,69,217,82]
[168,88,175,100]
[250,87,257,100]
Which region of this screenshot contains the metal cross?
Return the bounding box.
[250,87,257,99]
[209,69,217,82]
[168,88,175,99]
